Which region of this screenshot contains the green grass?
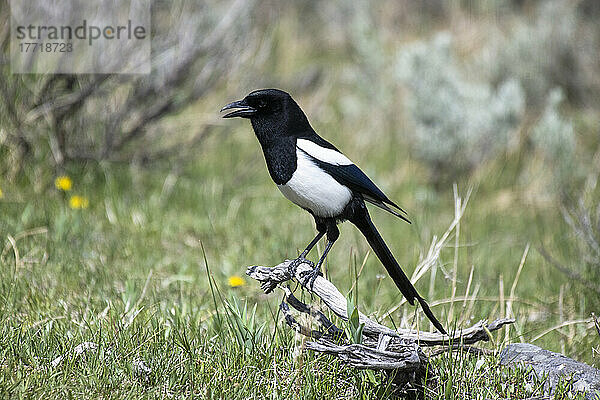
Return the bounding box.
[0,120,597,399]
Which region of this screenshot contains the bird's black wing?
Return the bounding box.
[302,149,410,223]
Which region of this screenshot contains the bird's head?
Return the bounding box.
[221,89,311,139]
[220,89,291,119]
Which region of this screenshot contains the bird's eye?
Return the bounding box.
[258,101,266,109]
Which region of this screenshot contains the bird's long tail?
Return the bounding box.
[351,211,447,334]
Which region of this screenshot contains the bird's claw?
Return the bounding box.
[288,256,313,278]
[300,265,322,290]
[287,257,321,289]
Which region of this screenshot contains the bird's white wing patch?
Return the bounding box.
[296,138,353,166]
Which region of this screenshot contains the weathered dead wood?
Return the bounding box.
[247,259,513,343]
[500,343,600,400]
[305,340,423,370]
[246,259,514,392]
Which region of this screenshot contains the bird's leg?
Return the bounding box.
[302,239,334,289]
[291,219,337,288]
[288,231,324,277]
[301,221,339,289]
[300,230,325,259]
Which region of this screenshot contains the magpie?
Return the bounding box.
[221,89,446,334]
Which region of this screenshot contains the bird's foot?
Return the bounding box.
[288,256,313,278]
[300,264,323,290]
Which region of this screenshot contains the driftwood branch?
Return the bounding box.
[247,259,514,392]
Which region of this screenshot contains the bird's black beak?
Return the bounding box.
[220,99,257,119]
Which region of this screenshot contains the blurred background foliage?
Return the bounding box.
[1,0,600,377]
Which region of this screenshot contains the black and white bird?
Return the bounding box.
[221,89,446,334]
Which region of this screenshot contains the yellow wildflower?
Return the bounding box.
[228,275,245,288]
[0,187,3,199]
[55,176,73,191]
[69,195,89,209]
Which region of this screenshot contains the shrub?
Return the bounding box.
[395,33,525,183]
[530,88,576,191]
[563,196,600,293]
[0,0,262,179]
[542,190,600,311]
[476,0,600,107]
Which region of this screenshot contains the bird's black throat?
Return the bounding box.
[248,100,318,185]
[258,136,297,185]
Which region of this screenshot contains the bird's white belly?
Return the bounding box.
[277,149,352,218]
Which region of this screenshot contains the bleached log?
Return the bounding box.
[247,259,513,345]
[246,258,513,391]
